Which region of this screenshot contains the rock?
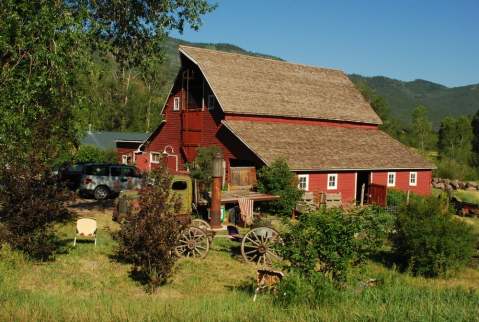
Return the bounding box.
[466,186,477,191]
[451,180,460,190]
[434,182,445,190]
[458,181,466,189]
[466,181,478,189]
[444,179,450,186]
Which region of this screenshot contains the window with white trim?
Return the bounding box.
[409,171,417,186]
[150,152,162,164]
[297,174,309,191]
[121,155,132,165]
[387,172,396,187]
[327,173,338,190]
[173,97,180,111]
[208,94,216,110]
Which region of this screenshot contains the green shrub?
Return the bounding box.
[189,146,221,186]
[116,164,182,291]
[280,207,394,283]
[435,158,478,181]
[392,196,477,277]
[257,159,303,217]
[280,208,357,282]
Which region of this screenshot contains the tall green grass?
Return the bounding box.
[1,210,478,321]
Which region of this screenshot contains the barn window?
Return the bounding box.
[173,97,180,111]
[297,174,309,191]
[150,152,162,164]
[208,94,216,110]
[327,174,338,190]
[121,155,132,165]
[387,172,396,187]
[409,172,417,186]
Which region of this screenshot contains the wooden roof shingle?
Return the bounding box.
[179,45,382,125]
[222,120,435,171]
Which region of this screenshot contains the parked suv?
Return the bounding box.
[79,164,142,200]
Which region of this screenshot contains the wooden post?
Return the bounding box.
[360,184,365,207]
[210,153,223,229]
[406,190,410,205]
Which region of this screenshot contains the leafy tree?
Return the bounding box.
[438,116,473,164]
[74,145,118,164]
[257,159,303,217]
[410,105,436,152]
[116,164,182,291]
[189,146,221,186]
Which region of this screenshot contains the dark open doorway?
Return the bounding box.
[356,171,371,204]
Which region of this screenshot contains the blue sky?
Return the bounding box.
[171,0,479,87]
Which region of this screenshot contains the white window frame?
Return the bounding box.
[387,172,396,187]
[327,173,338,190]
[297,174,309,191]
[208,94,216,110]
[409,171,417,186]
[121,155,129,165]
[150,152,162,164]
[173,97,180,111]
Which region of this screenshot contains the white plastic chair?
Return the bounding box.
[73,218,97,246]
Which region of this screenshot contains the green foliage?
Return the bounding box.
[257,159,303,217]
[0,161,72,261]
[0,0,91,166]
[116,164,182,291]
[74,145,117,164]
[392,196,477,277]
[434,157,478,181]
[410,105,437,151]
[438,116,473,165]
[349,75,479,127]
[189,146,221,185]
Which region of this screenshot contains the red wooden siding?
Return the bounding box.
[372,170,432,196]
[305,172,357,204]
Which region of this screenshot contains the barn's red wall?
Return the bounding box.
[225,114,379,130]
[372,170,432,196]
[305,172,357,204]
[116,147,135,163]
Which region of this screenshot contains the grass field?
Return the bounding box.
[1,200,479,321]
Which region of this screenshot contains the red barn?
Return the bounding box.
[135,46,435,204]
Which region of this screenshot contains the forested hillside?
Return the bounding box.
[349,75,479,127]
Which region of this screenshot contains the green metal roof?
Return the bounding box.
[81,131,150,150]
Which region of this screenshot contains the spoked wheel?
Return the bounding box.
[175,226,210,258]
[191,218,211,231]
[241,227,282,266]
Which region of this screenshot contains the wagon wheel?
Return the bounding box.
[191,218,211,231]
[175,226,210,258]
[241,227,282,266]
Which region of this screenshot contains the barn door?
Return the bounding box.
[230,167,257,190]
[368,183,387,207]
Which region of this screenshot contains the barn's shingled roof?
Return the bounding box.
[222,120,435,171]
[179,45,382,125]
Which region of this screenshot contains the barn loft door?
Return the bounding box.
[230,167,257,191]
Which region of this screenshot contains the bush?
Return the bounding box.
[189,146,221,186]
[116,164,182,291]
[257,159,303,216]
[435,158,478,181]
[0,160,71,260]
[74,145,117,164]
[392,196,477,277]
[280,207,393,283]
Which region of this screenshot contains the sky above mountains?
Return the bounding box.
[171,0,479,87]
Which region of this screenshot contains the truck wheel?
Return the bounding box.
[94,186,110,200]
